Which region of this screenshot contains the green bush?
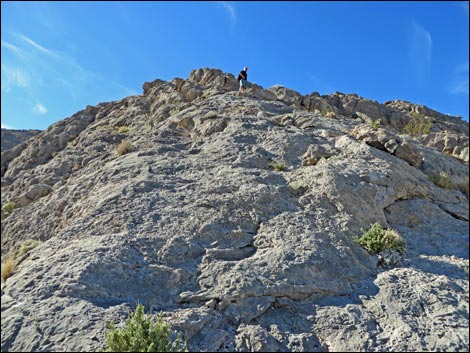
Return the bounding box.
[429,172,454,189]
[103,304,186,352]
[2,201,15,214]
[354,223,406,254]
[367,118,381,130]
[270,162,288,171]
[117,126,130,134]
[16,239,41,258]
[402,112,433,136]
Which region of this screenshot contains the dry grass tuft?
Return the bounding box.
[116,139,133,156]
[1,256,15,282]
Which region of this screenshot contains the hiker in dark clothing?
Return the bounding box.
[238,66,248,93]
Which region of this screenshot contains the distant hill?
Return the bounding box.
[1,128,41,152]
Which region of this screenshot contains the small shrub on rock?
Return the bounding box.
[117,126,130,134]
[402,112,433,136]
[16,239,41,258]
[270,162,288,171]
[2,200,15,215]
[116,139,133,156]
[1,256,15,282]
[429,172,454,189]
[354,223,406,255]
[367,118,382,130]
[103,304,186,352]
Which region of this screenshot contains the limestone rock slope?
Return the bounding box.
[1,68,468,352]
[1,128,41,152]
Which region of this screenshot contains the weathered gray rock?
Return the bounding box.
[1,129,41,152]
[1,68,468,352]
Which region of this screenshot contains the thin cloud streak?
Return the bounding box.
[14,32,59,58]
[408,20,432,82]
[451,61,469,95]
[1,40,26,58]
[4,32,136,101]
[1,64,30,92]
[219,2,237,22]
[307,73,334,94]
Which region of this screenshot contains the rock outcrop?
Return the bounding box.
[1,68,468,352]
[1,128,41,152]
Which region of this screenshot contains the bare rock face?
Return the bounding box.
[1,128,41,152]
[1,68,468,352]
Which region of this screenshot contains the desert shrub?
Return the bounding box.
[2,200,15,214]
[429,172,454,189]
[116,139,133,156]
[270,162,288,171]
[16,239,41,258]
[321,109,336,118]
[402,112,433,136]
[1,256,15,282]
[354,223,406,255]
[367,118,381,130]
[117,126,130,134]
[103,304,186,352]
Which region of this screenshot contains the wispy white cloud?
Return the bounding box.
[450,61,469,95]
[1,64,30,92]
[408,20,432,82]
[14,32,59,58]
[218,2,237,26]
[220,2,236,21]
[33,103,48,115]
[307,73,334,94]
[4,32,135,101]
[1,40,26,58]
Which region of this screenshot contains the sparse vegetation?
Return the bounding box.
[16,239,41,259]
[270,162,288,171]
[117,126,130,134]
[402,112,433,136]
[116,139,133,156]
[2,200,15,215]
[429,172,454,189]
[144,121,154,133]
[354,223,406,255]
[304,157,318,166]
[367,118,382,130]
[103,304,186,352]
[1,256,15,282]
[321,109,336,118]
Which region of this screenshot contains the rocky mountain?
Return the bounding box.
[1,68,469,352]
[1,128,41,152]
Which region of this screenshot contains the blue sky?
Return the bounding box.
[1,1,469,130]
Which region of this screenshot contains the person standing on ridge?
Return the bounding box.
[238,66,248,93]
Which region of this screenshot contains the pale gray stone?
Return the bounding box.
[1,68,468,352]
